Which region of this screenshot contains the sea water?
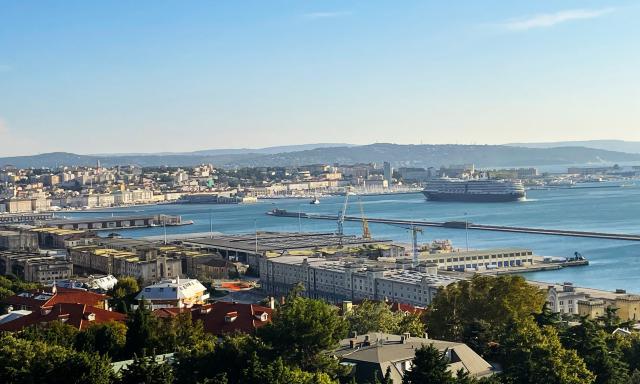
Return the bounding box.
[62,183,640,292]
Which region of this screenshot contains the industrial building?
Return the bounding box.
[69,245,182,283]
[0,251,73,283]
[259,255,462,307]
[415,248,538,272]
[0,229,39,251]
[180,231,403,271]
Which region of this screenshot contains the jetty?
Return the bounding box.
[267,209,640,241]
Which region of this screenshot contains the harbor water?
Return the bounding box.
[62,183,640,292]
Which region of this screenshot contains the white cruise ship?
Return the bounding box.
[423,178,525,202]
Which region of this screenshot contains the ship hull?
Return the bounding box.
[423,191,525,202]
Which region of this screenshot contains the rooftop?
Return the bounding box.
[153,301,272,335]
[333,333,494,382]
[136,279,207,301]
[2,286,109,310]
[0,303,126,331]
[182,231,393,254]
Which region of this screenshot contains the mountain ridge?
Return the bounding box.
[2,143,640,169]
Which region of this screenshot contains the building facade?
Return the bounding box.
[259,256,461,307]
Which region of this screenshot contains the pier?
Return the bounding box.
[35,214,191,231]
[267,209,640,241]
[0,213,54,224]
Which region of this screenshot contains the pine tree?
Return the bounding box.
[402,344,455,384]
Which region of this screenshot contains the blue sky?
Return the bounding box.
[0,1,639,156]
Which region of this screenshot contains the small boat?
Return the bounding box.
[310,197,320,205]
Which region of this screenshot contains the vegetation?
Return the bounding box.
[0,275,39,303]
[345,299,424,336]
[0,334,113,384]
[3,275,640,383]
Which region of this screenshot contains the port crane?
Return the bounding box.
[357,196,371,239]
[336,193,420,264]
[336,193,350,245]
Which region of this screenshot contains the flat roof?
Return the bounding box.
[421,248,532,257]
[182,231,392,253]
[45,215,159,225]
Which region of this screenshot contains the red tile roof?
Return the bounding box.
[152,302,273,335]
[0,303,126,331]
[2,286,109,311]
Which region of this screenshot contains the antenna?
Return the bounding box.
[254,219,258,256]
[163,216,167,245]
[209,209,213,239]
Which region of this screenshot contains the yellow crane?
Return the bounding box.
[357,196,371,239]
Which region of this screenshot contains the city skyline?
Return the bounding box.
[1,1,639,156]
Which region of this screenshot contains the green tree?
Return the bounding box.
[0,334,113,384]
[117,353,174,384]
[425,275,545,344]
[259,289,348,372]
[0,275,39,302]
[75,320,127,358]
[173,333,264,384]
[110,276,140,313]
[629,369,640,384]
[561,320,629,384]
[499,318,594,384]
[402,344,454,384]
[19,321,79,348]
[620,334,640,371]
[124,301,161,357]
[395,312,426,337]
[156,311,213,353]
[345,300,400,335]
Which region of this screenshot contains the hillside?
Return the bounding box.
[507,140,640,154]
[2,144,640,169]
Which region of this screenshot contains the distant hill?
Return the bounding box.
[223,144,640,168]
[507,140,640,154]
[2,144,640,169]
[92,143,353,157]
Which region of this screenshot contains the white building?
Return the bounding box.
[259,256,462,307]
[135,278,209,310]
[546,282,591,315]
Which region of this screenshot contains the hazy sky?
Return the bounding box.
[1,1,639,156]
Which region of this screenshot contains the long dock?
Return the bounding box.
[267,210,640,241]
[0,213,54,224]
[35,214,191,231]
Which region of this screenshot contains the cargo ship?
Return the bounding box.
[423,178,525,202]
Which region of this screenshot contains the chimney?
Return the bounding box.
[403,332,411,341]
[268,296,275,310]
[424,332,429,339]
[401,336,406,344]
